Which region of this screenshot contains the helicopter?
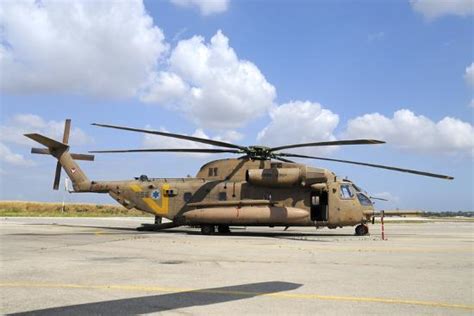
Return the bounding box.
[25,119,453,236]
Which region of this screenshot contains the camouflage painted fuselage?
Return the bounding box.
[84,158,375,229]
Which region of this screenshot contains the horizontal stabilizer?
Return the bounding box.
[25,133,68,150]
[70,153,95,161]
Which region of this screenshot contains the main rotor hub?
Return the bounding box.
[247,146,272,159]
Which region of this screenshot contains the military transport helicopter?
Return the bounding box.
[25,119,453,236]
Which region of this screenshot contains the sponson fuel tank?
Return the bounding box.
[183,206,310,225]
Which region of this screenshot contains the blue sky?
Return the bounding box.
[0,0,473,211]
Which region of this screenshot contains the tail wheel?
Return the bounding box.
[201,225,215,235]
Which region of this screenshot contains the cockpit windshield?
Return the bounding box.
[357,193,372,206]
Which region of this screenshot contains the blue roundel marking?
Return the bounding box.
[151,190,161,199]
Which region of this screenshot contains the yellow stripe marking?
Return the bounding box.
[0,282,472,311]
[129,183,170,216]
[129,184,142,192]
[142,183,170,216]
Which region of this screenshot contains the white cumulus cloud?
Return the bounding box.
[345,109,474,156]
[1,2,274,131]
[0,143,34,167]
[464,62,474,88]
[410,0,474,19]
[0,113,92,169]
[0,0,168,97]
[170,0,229,15]
[257,101,339,154]
[0,114,91,146]
[141,30,276,129]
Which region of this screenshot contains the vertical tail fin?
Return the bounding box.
[25,119,94,192]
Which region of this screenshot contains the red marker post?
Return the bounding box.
[381,210,386,240]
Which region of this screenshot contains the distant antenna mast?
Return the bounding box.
[65,177,71,192]
[61,177,70,213]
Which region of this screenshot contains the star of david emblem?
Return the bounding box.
[151,190,161,200]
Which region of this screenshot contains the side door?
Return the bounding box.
[330,182,359,225]
[310,190,329,222]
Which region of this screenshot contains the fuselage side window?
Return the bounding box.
[340,184,354,199]
[209,167,218,177]
[183,192,192,202]
[218,192,227,201]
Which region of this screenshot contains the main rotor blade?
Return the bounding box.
[278,153,454,180]
[370,196,389,201]
[273,157,295,163]
[92,123,247,151]
[269,139,385,152]
[89,148,241,154]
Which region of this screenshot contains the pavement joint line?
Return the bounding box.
[1,282,472,311]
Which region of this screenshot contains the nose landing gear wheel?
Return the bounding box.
[201,225,215,235]
[355,224,369,236]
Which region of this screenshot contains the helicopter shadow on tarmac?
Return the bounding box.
[7,224,353,240]
[9,281,302,316]
[162,228,353,240]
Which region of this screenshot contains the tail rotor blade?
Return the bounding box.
[54,119,70,189]
[62,119,71,145]
[53,161,62,190]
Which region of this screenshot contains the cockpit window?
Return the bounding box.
[340,184,354,199]
[357,193,372,206]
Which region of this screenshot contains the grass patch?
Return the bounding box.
[0,201,152,217]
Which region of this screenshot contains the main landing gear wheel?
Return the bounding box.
[217,225,231,234]
[355,224,369,236]
[201,225,215,235]
[154,216,162,225]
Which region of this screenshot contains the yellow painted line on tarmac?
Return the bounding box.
[258,244,472,254]
[0,282,472,311]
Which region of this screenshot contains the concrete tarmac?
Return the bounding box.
[0,217,473,315]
